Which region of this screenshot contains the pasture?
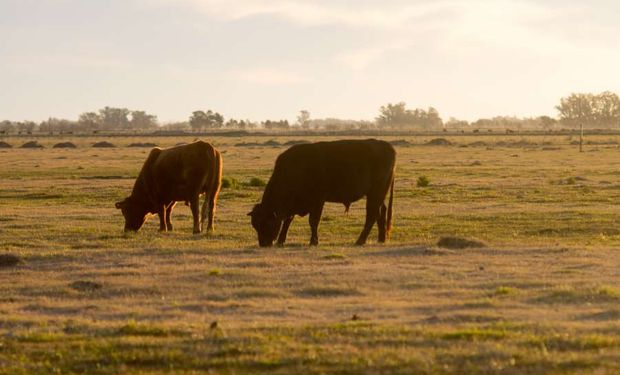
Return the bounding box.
[1,134,620,374]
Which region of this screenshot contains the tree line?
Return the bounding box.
[1,92,619,134]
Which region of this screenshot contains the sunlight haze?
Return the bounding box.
[1,0,619,123]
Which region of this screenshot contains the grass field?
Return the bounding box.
[1,134,620,374]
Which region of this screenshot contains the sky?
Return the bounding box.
[1,0,619,123]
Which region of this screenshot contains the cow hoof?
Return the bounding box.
[276,242,285,247]
[354,241,366,246]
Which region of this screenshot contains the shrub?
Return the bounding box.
[248,177,266,187]
[417,175,430,187]
[208,269,222,276]
[221,177,239,189]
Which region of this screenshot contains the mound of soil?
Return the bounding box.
[426,138,452,146]
[389,139,412,146]
[235,140,281,147]
[510,140,537,147]
[69,280,102,292]
[92,141,115,148]
[0,141,12,148]
[128,142,157,148]
[53,142,77,148]
[0,254,21,268]
[467,141,487,147]
[20,141,44,149]
[437,236,486,249]
[283,140,310,146]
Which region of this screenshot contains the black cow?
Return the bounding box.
[249,139,395,246]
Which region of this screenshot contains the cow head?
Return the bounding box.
[115,197,149,232]
[248,203,281,247]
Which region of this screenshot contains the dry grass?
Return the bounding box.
[1,134,620,374]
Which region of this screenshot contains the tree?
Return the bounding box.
[78,112,101,131]
[189,111,209,131]
[554,92,620,128]
[130,111,158,129]
[296,110,310,128]
[537,116,557,131]
[0,120,14,133]
[445,117,469,130]
[376,102,408,128]
[210,112,224,128]
[376,102,443,130]
[263,120,289,130]
[99,107,130,130]
[594,91,620,128]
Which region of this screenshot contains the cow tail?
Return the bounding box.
[211,149,223,201]
[386,175,394,239]
[208,149,223,216]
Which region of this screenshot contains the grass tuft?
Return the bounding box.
[416,175,430,187]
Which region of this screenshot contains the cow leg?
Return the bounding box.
[200,193,209,230]
[157,205,167,231]
[308,203,324,246]
[189,195,201,234]
[355,198,381,246]
[377,203,387,243]
[165,202,176,231]
[277,216,294,246]
[207,190,217,233]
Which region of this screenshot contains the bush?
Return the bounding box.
[417,175,430,187]
[221,177,239,189]
[248,177,266,187]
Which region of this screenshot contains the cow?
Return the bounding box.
[115,140,222,234]
[248,139,395,247]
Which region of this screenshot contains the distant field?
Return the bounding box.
[1,134,619,374]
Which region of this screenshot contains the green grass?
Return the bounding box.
[1,134,620,374]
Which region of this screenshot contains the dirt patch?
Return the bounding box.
[510,140,537,147]
[235,140,281,147]
[69,280,102,292]
[53,142,77,148]
[128,142,157,148]
[0,254,22,268]
[92,141,115,148]
[389,139,412,146]
[437,236,486,249]
[426,138,452,146]
[20,141,44,149]
[0,141,12,148]
[467,141,487,147]
[297,286,362,298]
[263,140,280,146]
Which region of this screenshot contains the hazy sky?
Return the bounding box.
[1,0,619,123]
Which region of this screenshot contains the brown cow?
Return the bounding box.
[115,140,222,234]
[248,139,395,247]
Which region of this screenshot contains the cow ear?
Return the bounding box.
[247,211,253,216]
[115,201,124,209]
